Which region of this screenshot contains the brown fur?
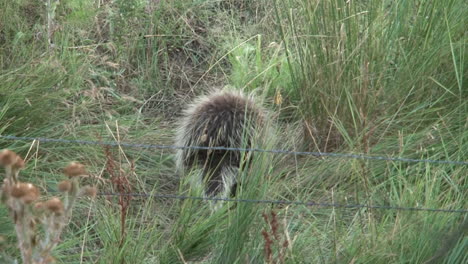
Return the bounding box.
[175,90,268,198]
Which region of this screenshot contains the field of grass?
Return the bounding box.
[0,0,466,263]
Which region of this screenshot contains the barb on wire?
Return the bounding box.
[48,190,467,214]
[1,135,467,165]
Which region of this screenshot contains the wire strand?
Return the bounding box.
[1,134,465,213]
[2,135,467,165]
[72,191,467,214]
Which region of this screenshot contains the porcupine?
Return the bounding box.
[175,89,269,200]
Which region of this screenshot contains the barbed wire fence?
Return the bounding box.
[2,135,467,165]
[1,135,467,214]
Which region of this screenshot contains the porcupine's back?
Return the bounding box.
[175,90,267,197]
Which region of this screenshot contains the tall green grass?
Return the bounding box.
[268,0,467,262]
[274,0,466,152]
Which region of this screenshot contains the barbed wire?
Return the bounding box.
[1,135,467,165]
[58,191,467,214]
[1,133,465,213]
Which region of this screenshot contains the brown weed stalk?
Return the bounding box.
[103,146,133,251]
[261,210,289,264]
[0,149,97,264]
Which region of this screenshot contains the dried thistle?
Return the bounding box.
[12,156,25,171]
[10,182,40,203]
[0,150,97,264]
[44,197,64,215]
[0,149,17,167]
[57,180,71,192]
[63,162,87,178]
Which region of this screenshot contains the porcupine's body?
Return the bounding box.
[175,90,268,198]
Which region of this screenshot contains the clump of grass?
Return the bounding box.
[0,149,97,264]
[274,0,466,152]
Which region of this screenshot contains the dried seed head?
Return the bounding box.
[10,182,40,204]
[63,162,87,178]
[0,149,16,167]
[22,192,40,204]
[10,184,26,198]
[80,186,98,198]
[45,197,64,214]
[0,149,24,171]
[57,180,72,192]
[12,156,25,170]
